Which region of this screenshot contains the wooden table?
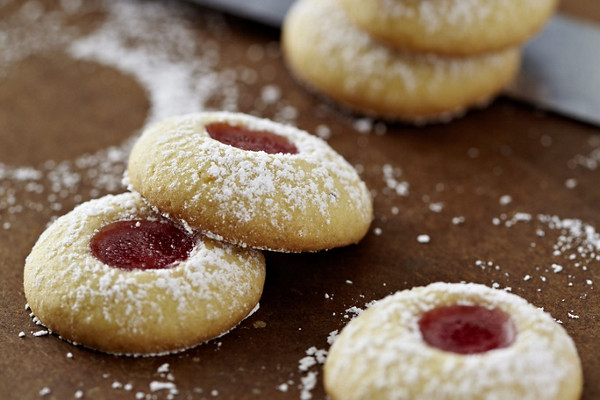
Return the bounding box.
[1,1,598,399]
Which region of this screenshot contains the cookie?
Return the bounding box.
[338,0,558,56]
[324,282,583,400]
[24,192,266,355]
[282,0,521,123]
[126,111,373,252]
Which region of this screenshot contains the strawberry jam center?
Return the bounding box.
[418,305,516,354]
[206,122,298,154]
[90,219,194,270]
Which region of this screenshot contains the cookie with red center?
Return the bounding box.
[324,282,583,400]
[126,112,373,252]
[23,192,266,355]
[282,0,521,123]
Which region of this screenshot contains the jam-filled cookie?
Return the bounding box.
[126,111,373,252]
[324,282,583,400]
[338,0,558,56]
[282,0,521,123]
[23,192,266,355]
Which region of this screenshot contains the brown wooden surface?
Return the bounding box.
[1,1,599,399]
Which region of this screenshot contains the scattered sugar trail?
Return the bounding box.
[284,297,377,400]
[297,346,328,400]
[494,212,600,267]
[382,163,410,197]
[0,0,242,229]
[68,0,239,128]
[488,212,597,305]
[0,0,80,74]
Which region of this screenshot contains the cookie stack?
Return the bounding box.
[23,112,373,355]
[282,0,557,124]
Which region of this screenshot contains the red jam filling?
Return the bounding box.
[206,122,298,154]
[418,305,516,354]
[90,219,195,270]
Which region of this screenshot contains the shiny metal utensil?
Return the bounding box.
[504,14,600,127]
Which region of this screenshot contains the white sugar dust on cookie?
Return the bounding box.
[282,0,521,124]
[337,0,558,56]
[324,282,583,400]
[126,111,373,252]
[23,192,266,356]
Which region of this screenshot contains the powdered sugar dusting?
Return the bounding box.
[378,0,494,32]
[489,211,599,292]
[374,0,553,35]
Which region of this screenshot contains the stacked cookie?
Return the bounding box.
[282,0,557,124]
[23,112,373,355]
